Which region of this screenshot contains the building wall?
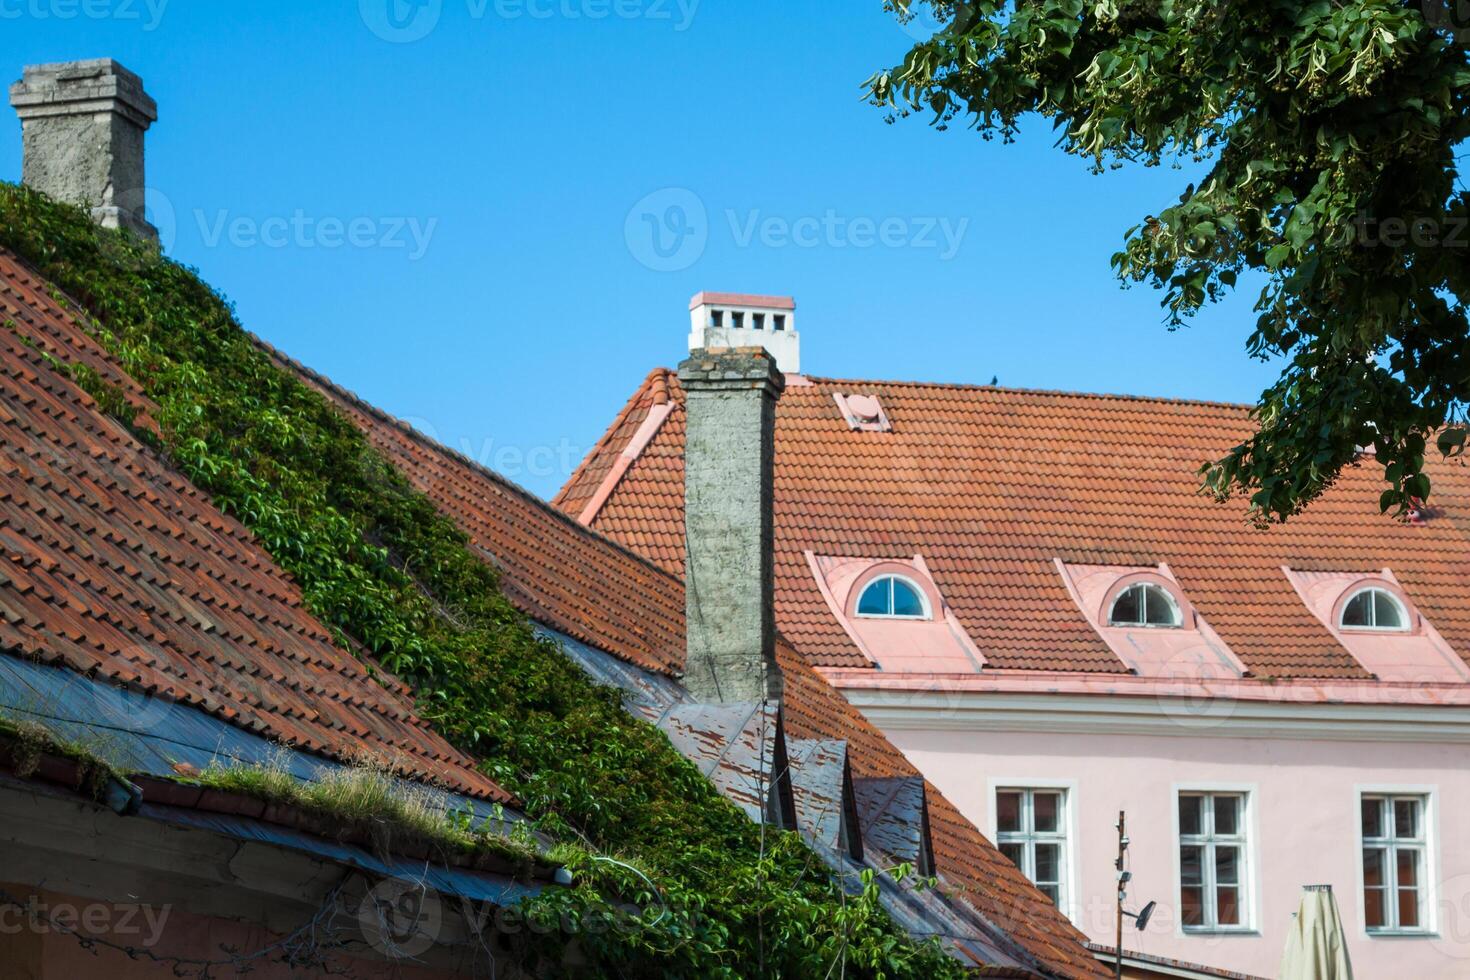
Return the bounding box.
[886,728,1470,979]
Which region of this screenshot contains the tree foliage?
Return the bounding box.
[870,0,1470,522]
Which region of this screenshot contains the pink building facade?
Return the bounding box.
[832,672,1470,978]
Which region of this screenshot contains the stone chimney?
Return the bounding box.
[689,292,799,374]
[9,59,158,240]
[679,347,785,703]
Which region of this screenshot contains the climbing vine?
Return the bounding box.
[0,184,966,980]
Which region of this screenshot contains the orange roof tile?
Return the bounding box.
[0,246,1105,975]
[272,353,687,677]
[559,369,1470,680]
[0,249,509,803]
[281,361,1106,976]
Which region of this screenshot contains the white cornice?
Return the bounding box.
[838,688,1470,743]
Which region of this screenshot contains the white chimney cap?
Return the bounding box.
[688,292,799,374]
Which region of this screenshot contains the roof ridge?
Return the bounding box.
[552,365,673,512]
[254,337,687,591]
[800,374,1252,411]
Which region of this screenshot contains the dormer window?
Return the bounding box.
[1340,587,1409,632]
[856,575,930,620]
[1108,582,1182,628]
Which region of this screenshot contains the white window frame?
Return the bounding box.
[1107,582,1183,628]
[1356,784,1438,937]
[1338,586,1411,632]
[854,574,932,621]
[1172,785,1257,934]
[989,779,1078,924]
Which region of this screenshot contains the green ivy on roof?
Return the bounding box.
[0,182,967,980]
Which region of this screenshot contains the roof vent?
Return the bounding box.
[689,292,799,374]
[834,392,891,432]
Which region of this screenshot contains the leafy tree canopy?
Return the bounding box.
[870,0,1470,522]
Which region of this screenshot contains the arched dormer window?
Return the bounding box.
[1339,586,1410,632]
[1107,582,1182,628]
[856,575,931,620]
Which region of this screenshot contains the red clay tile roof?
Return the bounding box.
[0,244,1107,974]
[279,359,1106,976]
[270,353,687,677]
[557,369,1470,679]
[0,249,510,804]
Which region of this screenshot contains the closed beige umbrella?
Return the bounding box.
[1280,884,1354,980]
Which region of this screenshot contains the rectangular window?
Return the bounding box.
[710,309,724,328]
[773,314,787,331]
[1178,792,1250,930]
[996,788,1068,908]
[1362,794,1428,933]
[731,311,745,329]
[752,313,766,330]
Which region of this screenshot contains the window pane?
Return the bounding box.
[1363,848,1386,888]
[1180,845,1204,885]
[1039,884,1060,905]
[1397,848,1420,888]
[891,580,925,617]
[1362,797,1386,839]
[1364,887,1387,929]
[857,580,890,616]
[1394,798,1420,839]
[1144,585,1178,626]
[1110,585,1142,625]
[1214,795,1240,836]
[1179,795,1203,836]
[1342,591,1373,627]
[1180,886,1205,926]
[997,792,1022,834]
[1398,887,1420,928]
[1035,843,1060,884]
[1374,591,1406,629]
[1215,846,1240,885]
[1033,792,1061,833]
[1216,886,1241,925]
[1000,841,1025,869]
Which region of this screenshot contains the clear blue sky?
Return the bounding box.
[2,1,1280,498]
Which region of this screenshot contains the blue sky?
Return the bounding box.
[2,1,1281,498]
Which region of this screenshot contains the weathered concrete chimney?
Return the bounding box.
[9,59,158,240]
[679,347,784,704]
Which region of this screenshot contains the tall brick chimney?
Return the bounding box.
[9,59,158,240]
[678,346,785,704]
